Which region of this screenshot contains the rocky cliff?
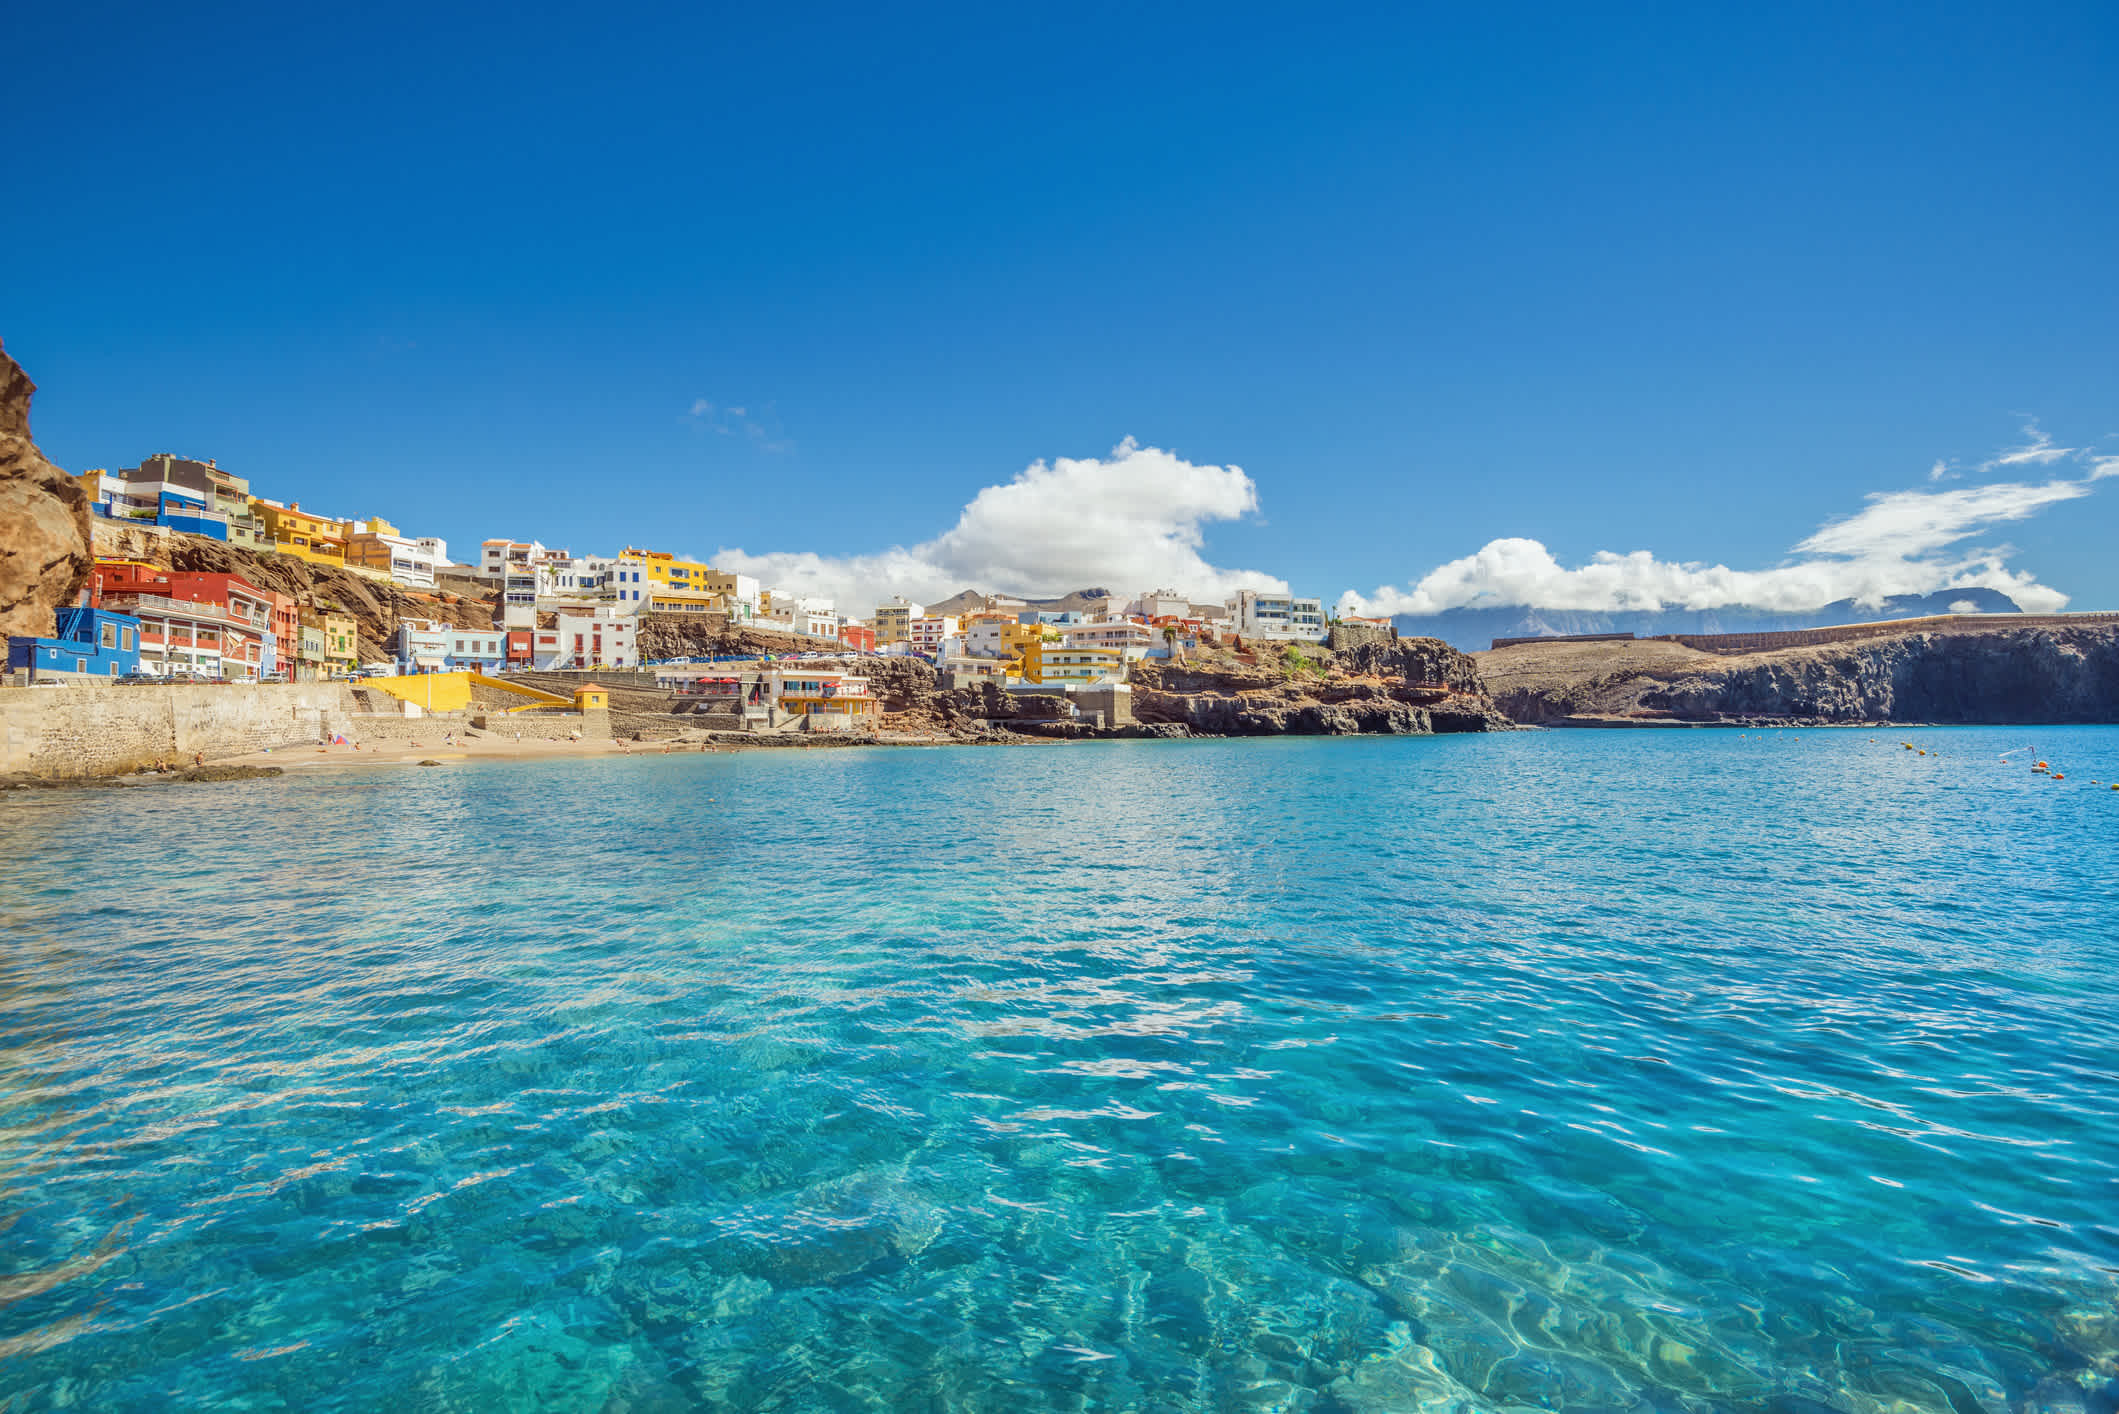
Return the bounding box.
[1130,636,1507,736]
[1482,625,2119,725]
[0,342,93,640]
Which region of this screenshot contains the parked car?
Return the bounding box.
[115,672,162,686]
[28,678,68,689]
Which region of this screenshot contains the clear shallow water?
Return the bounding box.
[3,729,2118,1414]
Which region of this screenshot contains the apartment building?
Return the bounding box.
[1227,589,1327,642]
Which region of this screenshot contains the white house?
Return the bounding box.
[1132,588,1194,619]
[537,608,637,669]
[907,614,959,654]
[1227,589,1327,642]
[761,592,840,639]
[1060,620,1156,657]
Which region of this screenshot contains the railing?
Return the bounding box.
[110,593,268,630]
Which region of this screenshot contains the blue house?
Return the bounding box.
[155,489,230,540]
[8,606,144,683]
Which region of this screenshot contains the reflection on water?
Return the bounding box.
[3,729,2118,1411]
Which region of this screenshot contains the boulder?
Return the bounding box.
[0,341,93,640]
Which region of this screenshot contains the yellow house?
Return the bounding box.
[318,611,358,673]
[873,598,922,645]
[573,684,609,711]
[252,501,348,567]
[1018,641,1125,685]
[615,548,728,613]
[621,547,716,592]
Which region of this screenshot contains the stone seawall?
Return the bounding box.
[1,683,360,778]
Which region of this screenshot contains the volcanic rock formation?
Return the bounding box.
[1480,625,2119,725]
[0,341,93,640]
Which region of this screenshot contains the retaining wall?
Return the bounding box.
[0,683,360,778]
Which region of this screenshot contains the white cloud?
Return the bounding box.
[1339,435,2114,620]
[686,397,791,453]
[1980,419,2073,471]
[714,438,1286,612]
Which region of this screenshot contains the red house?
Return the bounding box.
[94,569,275,679]
[838,622,877,653]
[506,629,533,665]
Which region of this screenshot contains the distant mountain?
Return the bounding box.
[1397,589,2025,653]
[922,587,1119,617]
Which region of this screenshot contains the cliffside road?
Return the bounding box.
[1479,622,2119,725]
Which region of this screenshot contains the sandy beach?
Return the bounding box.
[215,726,982,771]
[222,732,736,770]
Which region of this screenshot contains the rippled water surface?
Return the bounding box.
[4,729,2119,1413]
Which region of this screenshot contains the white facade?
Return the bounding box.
[604,556,652,610]
[761,592,840,639]
[537,609,637,669]
[416,536,449,568]
[907,614,960,654]
[535,555,617,603]
[959,619,1019,658]
[353,530,440,588]
[1060,621,1155,656]
[480,538,567,579]
[1132,589,1193,619]
[1226,589,1327,642]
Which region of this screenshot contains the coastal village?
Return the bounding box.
[7,449,1366,731]
[6,356,2118,779]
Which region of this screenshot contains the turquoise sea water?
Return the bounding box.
[3,729,2118,1413]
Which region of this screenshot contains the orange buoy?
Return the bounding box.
[2053,773,2065,781]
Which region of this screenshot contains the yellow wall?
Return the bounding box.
[253,502,348,566]
[623,547,717,592]
[365,671,474,713]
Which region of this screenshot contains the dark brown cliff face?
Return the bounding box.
[1635,629,2119,723]
[0,342,93,639]
[1130,636,1508,736]
[1485,627,2119,725]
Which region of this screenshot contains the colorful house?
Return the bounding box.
[94,568,275,679]
[7,606,143,683]
[251,501,348,567]
[392,619,453,674]
[1019,641,1125,685]
[768,670,879,726]
[838,622,877,653]
[321,612,359,674]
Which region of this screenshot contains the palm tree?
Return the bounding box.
[1162,624,1184,664]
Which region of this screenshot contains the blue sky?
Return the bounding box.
[9,2,2117,615]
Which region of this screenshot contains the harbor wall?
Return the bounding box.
[0,683,359,778]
